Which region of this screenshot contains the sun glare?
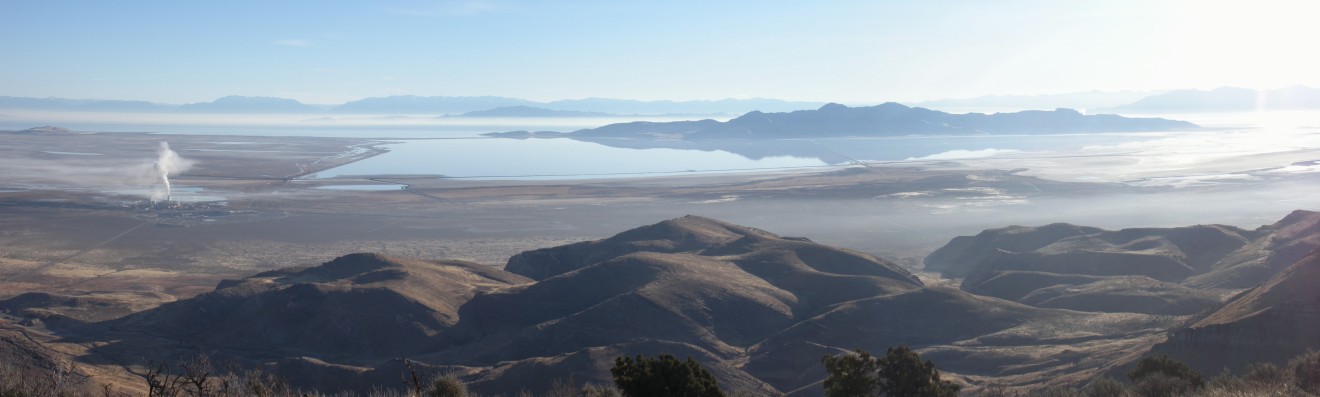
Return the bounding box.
[1163,0,1319,90]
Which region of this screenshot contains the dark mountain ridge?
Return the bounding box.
[559,102,1196,139]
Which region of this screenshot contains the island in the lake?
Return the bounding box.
[486,102,1197,140]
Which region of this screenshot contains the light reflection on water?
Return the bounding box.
[12,110,1317,184]
[313,184,405,191]
[306,125,1320,183]
[306,133,1152,180]
[306,138,833,180]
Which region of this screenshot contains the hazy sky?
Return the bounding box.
[2,0,1316,104]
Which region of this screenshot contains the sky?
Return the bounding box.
[1,0,1317,105]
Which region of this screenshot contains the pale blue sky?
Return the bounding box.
[1,0,1315,104]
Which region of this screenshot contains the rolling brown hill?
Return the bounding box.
[447,216,1170,395]
[105,253,530,358]
[9,216,1199,395]
[923,211,1320,315]
[505,215,921,285]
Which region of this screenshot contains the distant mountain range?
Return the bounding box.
[539,97,828,115]
[175,95,326,113]
[1098,86,1320,113]
[0,95,327,113]
[504,102,1197,139]
[331,96,827,116]
[912,90,1162,112]
[0,96,175,112]
[4,87,1318,117]
[444,106,615,118]
[329,95,538,114]
[0,95,825,116]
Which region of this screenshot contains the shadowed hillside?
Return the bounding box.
[923,211,1320,315]
[107,253,530,357]
[1146,247,1320,375]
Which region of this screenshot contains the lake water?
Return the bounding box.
[9,110,1319,184]
[306,138,835,179]
[313,184,406,191]
[305,133,1165,180]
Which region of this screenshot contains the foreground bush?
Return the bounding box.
[428,374,468,397]
[1293,350,1320,395]
[823,345,959,397]
[610,354,724,397]
[1126,355,1204,397]
[13,349,1320,396]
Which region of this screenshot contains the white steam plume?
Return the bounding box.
[151,142,191,202]
[0,141,195,201]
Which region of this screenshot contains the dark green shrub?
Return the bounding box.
[822,346,959,397]
[610,354,724,397]
[428,374,468,397]
[1127,355,1204,389]
[875,346,960,397]
[822,350,880,397]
